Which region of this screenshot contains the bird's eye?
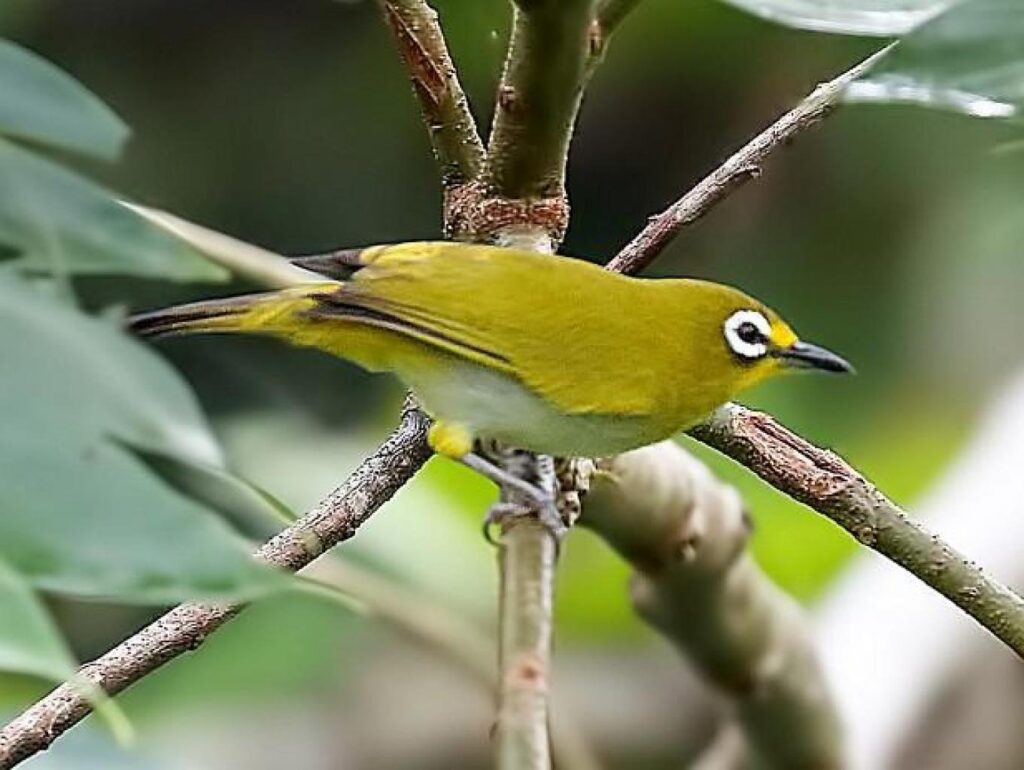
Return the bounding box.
[724,310,771,361]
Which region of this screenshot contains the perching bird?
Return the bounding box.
[130,241,851,535]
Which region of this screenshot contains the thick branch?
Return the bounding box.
[485,0,595,201]
[0,405,432,769]
[688,404,1024,659]
[606,48,888,275]
[584,443,842,769]
[378,0,486,188]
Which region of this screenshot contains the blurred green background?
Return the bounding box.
[1,0,1022,767]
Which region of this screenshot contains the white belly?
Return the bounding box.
[402,359,664,457]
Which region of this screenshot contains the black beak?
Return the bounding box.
[775,341,854,374]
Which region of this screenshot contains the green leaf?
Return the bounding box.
[118,440,296,540]
[714,0,949,36]
[0,560,76,682]
[0,39,128,160]
[0,139,227,281]
[0,275,282,602]
[847,0,1024,118]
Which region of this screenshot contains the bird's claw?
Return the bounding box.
[482,494,569,546]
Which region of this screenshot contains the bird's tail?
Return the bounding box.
[127,287,324,339]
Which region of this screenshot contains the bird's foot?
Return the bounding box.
[482,496,569,546]
[461,452,569,545]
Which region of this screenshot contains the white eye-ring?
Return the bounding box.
[724,309,771,361]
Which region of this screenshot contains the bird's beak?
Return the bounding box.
[774,341,854,374]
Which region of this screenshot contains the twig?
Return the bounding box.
[377,0,486,187]
[584,443,843,768]
[688,404,1024,659]
[0,405,432,769]
[605,47,889,275]
[485,0,596,200]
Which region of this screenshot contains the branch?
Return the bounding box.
[0,404,432,769]
[583,443,843,768]
[496,518,560,770]
[378,0,486,188]
[813,369,1024,769]
[688,404,1024,659]
[605,47,889,275]
[485,0,595,202]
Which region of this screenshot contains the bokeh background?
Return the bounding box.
[2,1,1023,768]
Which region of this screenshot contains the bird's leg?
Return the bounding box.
[427,421,567,543]
[460,452,568,544]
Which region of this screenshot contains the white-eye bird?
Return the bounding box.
[130,242,852,536]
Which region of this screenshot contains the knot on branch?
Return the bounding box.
[444,180,569,244]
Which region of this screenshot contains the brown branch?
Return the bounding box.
[606,48,888,275]
[688,404,1024,659]
[584,443,843,769]
[378,0,486,189]
[0,405,432,769]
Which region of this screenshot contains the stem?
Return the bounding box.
[485,0,596,200]
[0,405,432,769]
[689,404,1024,659]
[605,47,889,275]
[378,0,486,187]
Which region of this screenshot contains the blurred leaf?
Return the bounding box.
[0,559,76,682]
[118,440,296,540]
[0,275,282,602]
[0,140,227,281]
[846,0,1023,118]
[714,0,948,35]
[120,202,314,288]
[0,38,128,160]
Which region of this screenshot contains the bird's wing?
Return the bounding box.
[306,243,668,417]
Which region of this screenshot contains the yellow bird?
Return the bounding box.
[130,242,851,535]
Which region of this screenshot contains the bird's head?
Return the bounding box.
[683,281,853,403]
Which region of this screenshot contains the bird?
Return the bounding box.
[129,241,852,537]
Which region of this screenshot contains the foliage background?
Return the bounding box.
[1,0,1022,767]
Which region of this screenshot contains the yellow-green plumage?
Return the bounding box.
[130,242,847,458]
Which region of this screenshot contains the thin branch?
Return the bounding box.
[584,442,843,769]
[688,404,1024,659]
[377,0,486,187]
[485,0,596,200]
[605,47,889,275]
[0,404,432,769]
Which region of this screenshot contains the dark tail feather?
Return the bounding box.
[290,248,366,281]
[127,294,265,338]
